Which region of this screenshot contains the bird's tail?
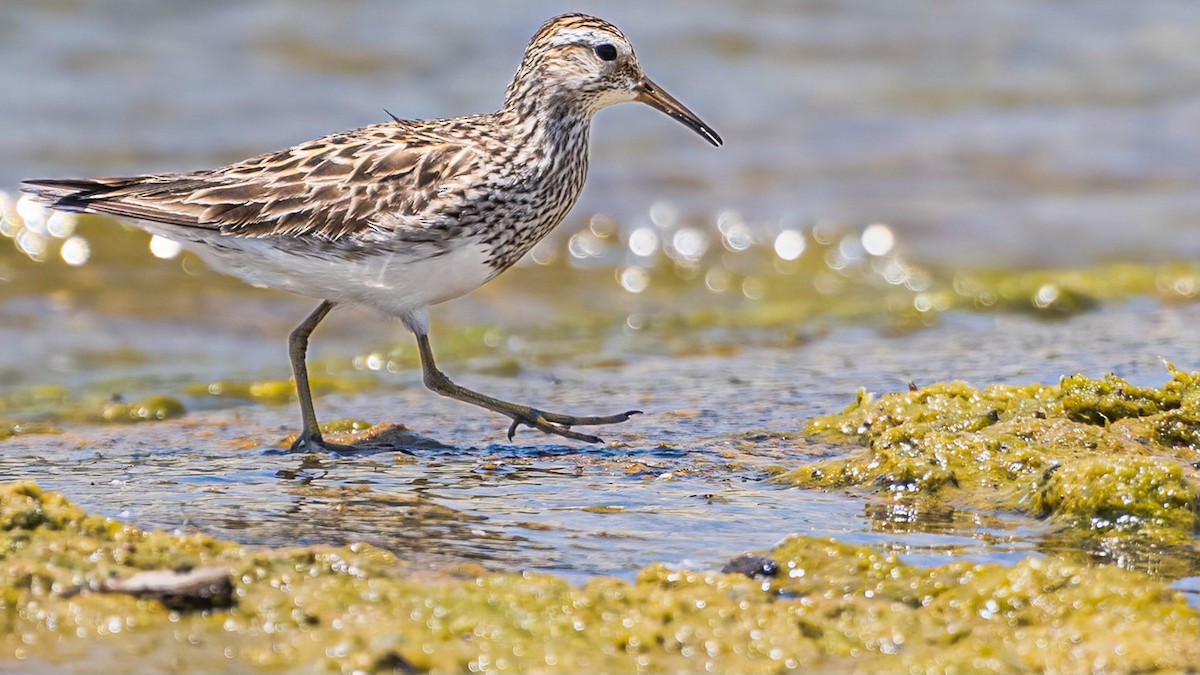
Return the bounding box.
[21,177,144,214]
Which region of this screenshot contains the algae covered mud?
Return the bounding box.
[2,483,1197,673]
[4,0,1200,672]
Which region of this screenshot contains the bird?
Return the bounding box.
[22,13,722,452]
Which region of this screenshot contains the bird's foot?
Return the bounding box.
[288,431,361,454]
[504,408,642,444]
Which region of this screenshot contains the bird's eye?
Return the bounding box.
[594,43,618,61]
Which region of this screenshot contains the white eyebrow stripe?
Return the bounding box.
[544,28,612,48]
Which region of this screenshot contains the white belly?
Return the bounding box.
[182,236,495,317]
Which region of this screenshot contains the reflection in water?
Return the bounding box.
[0,424,872,584]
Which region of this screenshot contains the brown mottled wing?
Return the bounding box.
[22,122,482,243]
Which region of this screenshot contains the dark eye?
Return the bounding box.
[594,43,618,61]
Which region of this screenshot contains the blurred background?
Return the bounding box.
[3,0,1197,266]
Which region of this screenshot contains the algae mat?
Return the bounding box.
[789,367,1200,576]
[1,482,1196,674]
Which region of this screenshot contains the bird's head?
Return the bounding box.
[505,13,722,147]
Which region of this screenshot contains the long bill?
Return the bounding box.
[636,76,723,147]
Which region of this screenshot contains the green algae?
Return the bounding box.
[0,358,373,439]
[0,384,74,418]
[1,482,1196,674]
[0,420,59,440]
[758,536,1199,674]
[0,386,185,433]
[316,418,375,434]
[95,394,186,423]
[786,369,1200,567]
[186,374,379,405]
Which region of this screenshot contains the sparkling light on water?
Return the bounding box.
[705,267,731,293]
[46,211,76,239]
[670,227,708,261]
[568,231,604,260]
[741,276,766,299]
[619,266,649,293]
[773,230,806,261]
[16,228,47,260]
[149,235,183,259]
[0,185,942,321]
[861,223,895,256]
[59,235,90,266]
[528,240,557,265]
[648,201,679,229]
[1033,283,1059,308]
[717,211,753,252]
[2,189,83,265]
[627,227,658,257]
[15,194,47,234]
[837,235,864,262]
[588,213,616,238]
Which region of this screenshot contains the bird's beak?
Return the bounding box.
[635,76,722,147]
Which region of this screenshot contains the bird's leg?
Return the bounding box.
[415,333,640,443]
[287,301,356,452]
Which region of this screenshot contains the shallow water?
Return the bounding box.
[1,0,1198,616]
[0,285,1195,592]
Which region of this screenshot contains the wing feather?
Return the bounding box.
[21,120,487,244]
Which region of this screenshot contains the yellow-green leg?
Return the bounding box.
[415,333,640,443]
[287,300,357,452]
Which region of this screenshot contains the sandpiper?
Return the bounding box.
[23,13,722,450]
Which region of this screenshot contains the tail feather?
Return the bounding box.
[21,176,206,228]
[22,177,144,213]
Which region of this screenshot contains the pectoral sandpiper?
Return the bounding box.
[23,13,722,451]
